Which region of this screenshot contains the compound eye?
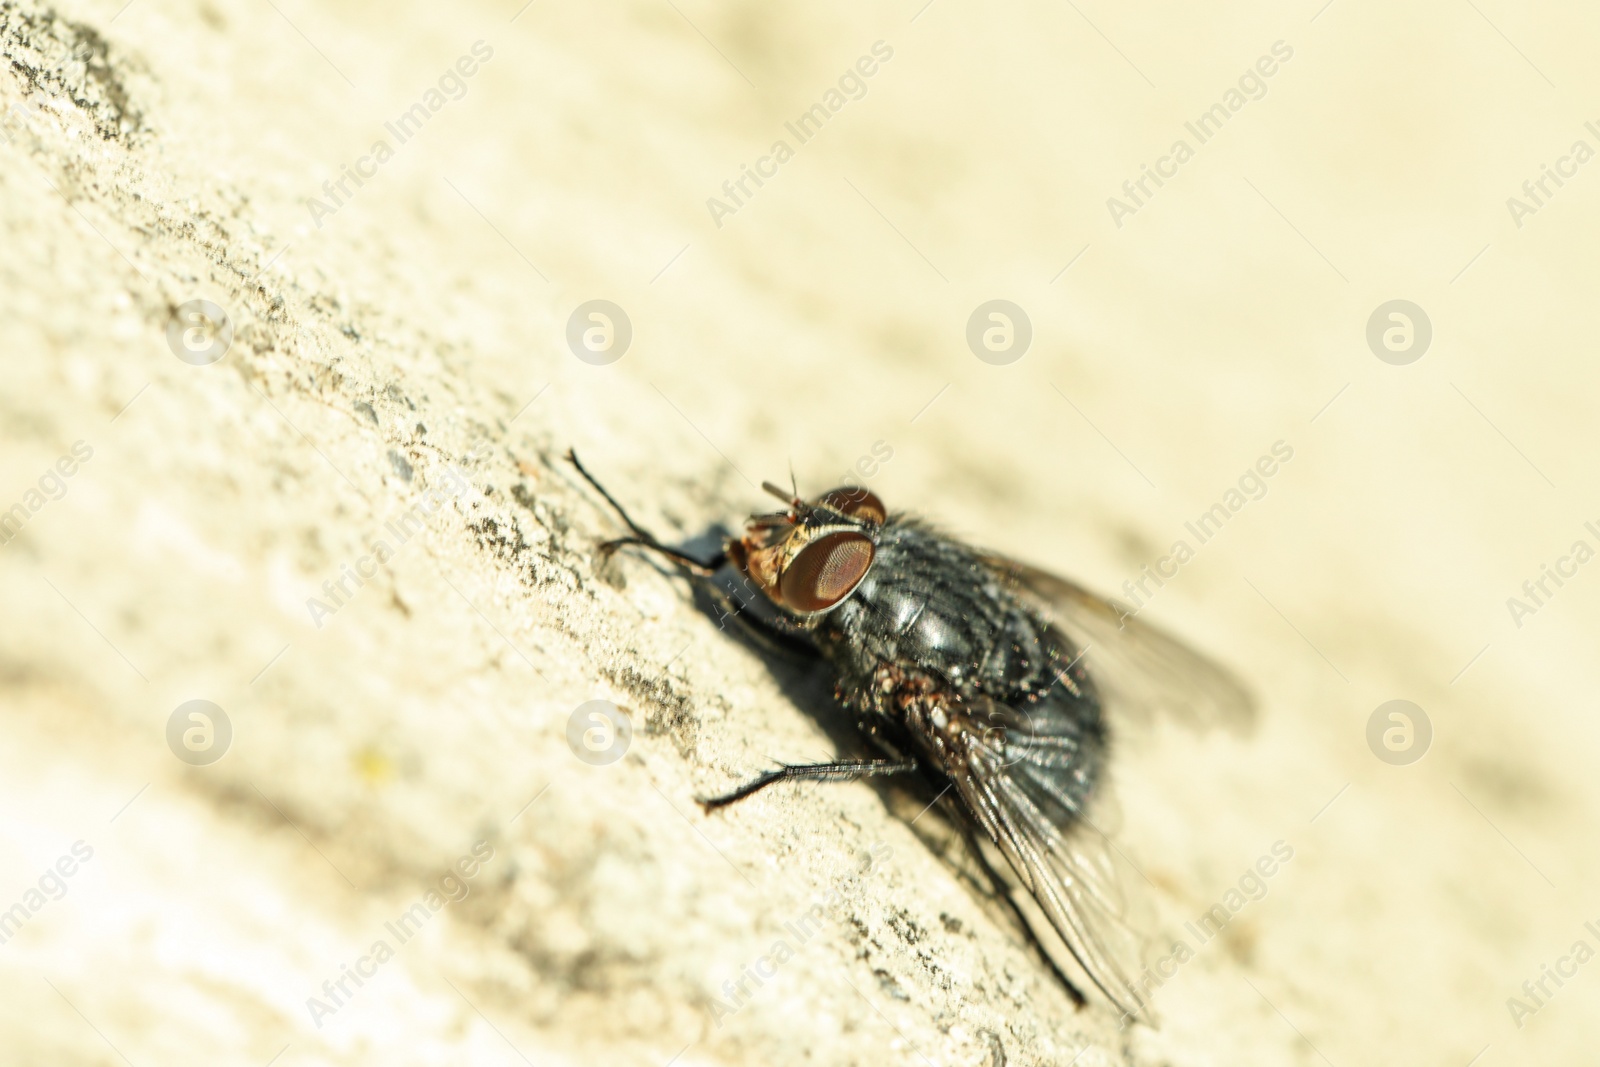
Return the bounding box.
[817,487,886,524]
[779,531,875,613]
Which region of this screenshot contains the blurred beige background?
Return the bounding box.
[2,0,1598,1063]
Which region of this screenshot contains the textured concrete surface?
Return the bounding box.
[3,1,1599,1064]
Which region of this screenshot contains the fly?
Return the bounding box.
[567,451,1254,1022]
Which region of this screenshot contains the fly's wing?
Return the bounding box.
[981,554,1255,734]
[949,691,1154,1022]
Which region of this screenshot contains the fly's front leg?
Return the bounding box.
[601,534,725,575]
[698,758,920,812]
[568,449,725,575]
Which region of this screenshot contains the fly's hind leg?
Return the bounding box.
[960,820,1089,1009]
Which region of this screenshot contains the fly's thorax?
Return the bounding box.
[821,523,1076,707]
[822,525,998,681]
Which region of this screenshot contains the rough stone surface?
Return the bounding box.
[3,2,1598,1065]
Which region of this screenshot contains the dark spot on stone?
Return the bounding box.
[886,906,924,945]
[1,8,145,142]
[354,401,378,426]
[980,1029,1005,1067]
[873,967,909,1000]
[388,450,413,480]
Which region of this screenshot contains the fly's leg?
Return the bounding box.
[595,534,722,573]
[567,449,726,575]
[960,821,1089,1009]
[698,758,919,811]
[568,449,821,659]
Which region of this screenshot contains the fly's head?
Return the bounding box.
[727,482,887,620]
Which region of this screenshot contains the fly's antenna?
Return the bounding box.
[761,480,811,517]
